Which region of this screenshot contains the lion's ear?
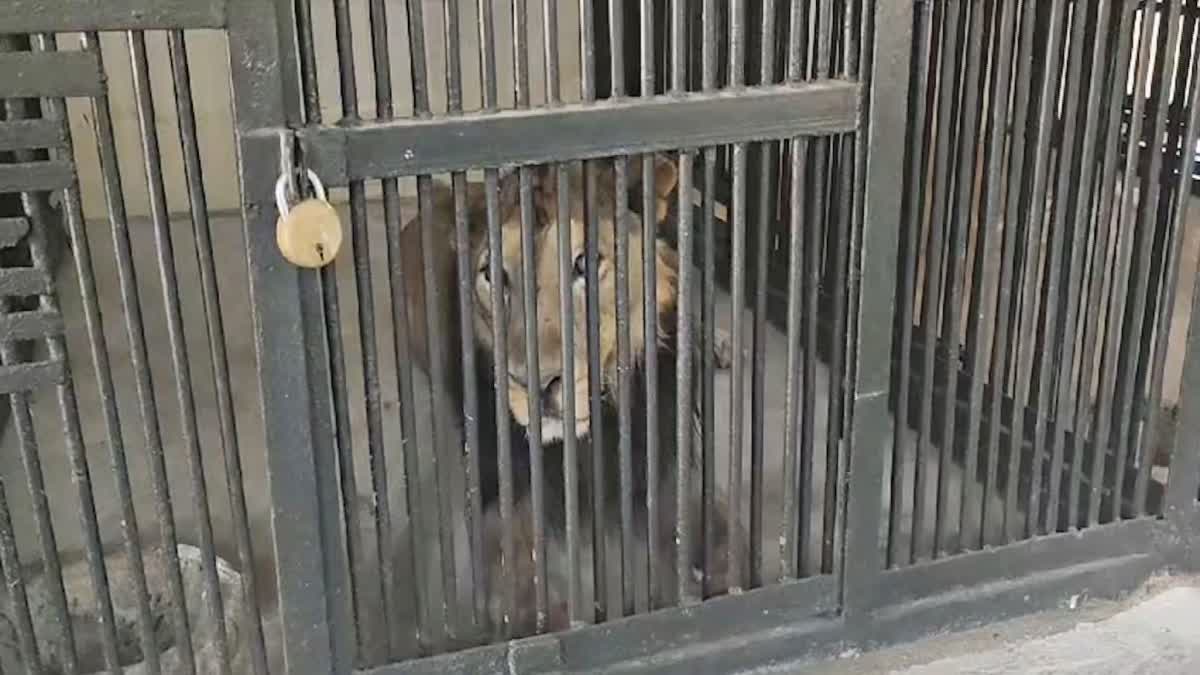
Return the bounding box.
[627,153,680,225]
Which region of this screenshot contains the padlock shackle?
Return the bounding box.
[274,169,328,217]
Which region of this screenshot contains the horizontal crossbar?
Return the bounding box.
[0,161,75,194]
[0,119,66,152]
[0,310,64,341]
[0,268,52,296]
[0,0,225,32]
[0,51,105,98]
[0,360,64,395]
[300,80,860,183]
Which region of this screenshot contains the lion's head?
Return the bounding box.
[468,156,681,443]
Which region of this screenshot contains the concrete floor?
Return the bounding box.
[1,192,1198,672]
[818,576,1200,674]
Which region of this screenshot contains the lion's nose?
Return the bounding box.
[541,375,563,415]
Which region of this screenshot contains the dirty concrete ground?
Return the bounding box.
[1,191,1198,672]
[813,576,1200,674]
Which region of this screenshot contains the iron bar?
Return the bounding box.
[168,30,270,673]
[80,29,197,673]
[914,0,963,562]
[780,0,807,581]
[1005,0,1067,543]
[639,0,660,612]
[1094,0,1164,527]
[969,0,1018,552]
[446,0,485,635]
[1112,0,1185,524]
[1138,7,1200,516]
[0,49,104,98]
[406,0,458,634]
[889,0,936,567]
[128,29,232,674]
[699,0,720,599]
[298,81,860,183]
[937,0,987,554]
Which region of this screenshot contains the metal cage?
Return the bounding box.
[0,1,1198,674]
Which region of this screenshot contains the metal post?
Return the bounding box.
[226,0,352,672]
[841,0,913,621]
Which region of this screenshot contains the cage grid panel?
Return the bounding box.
[1,26,270,675]
[3,0,1200,674]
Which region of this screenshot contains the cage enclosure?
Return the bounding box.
[0,1,1199,674]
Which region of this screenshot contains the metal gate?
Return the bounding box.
[1,1,1199,674]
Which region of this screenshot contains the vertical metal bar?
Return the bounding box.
[1112,0,1185,523]
[1093,0,1164,526]
[1045,0,1115,535]
[313,0,361,651]
[670,0,697,607]
[603,0,636,617]
[512,0,552,633]
[843,0,911,619]
[555,163,584,624]
[482,165,517,636]
[329,0,400,651]
[229,0,353,669]
[544,0,584,626]
[780,135,809,581]
[0,357,62,674]
[1140,16,1200,516]
[780,0,806,581]
[380,179,427,650]
[476,4,512,631]
[1075,0,1136,527]
[166,30,269,675]
[0,454,41,672]
[750,0,780,586]
[986,0,1036,547]
[578,0,611,623]
[637,0,661,611]
[801,0,833,573]
[128,30,232,674]
[1004,0,1067,543]
[1071,0,1133,532]
[519,166,552,632]
[700,141,719,595]
[675,152,697,605]
[938,0,987,555]
[445,0,483,635]
[820,0,849,575]
[1031,0,1090,538]
[725,0,750,592]
[406,0,458,635]
[79,29,196,675]
[699,0,720,598]
[614,153,637,615]
[294,0,322,122]
[968,0,1017,552]
[888,0,936,567]
[914,0,962,562]
[367,0,418,656]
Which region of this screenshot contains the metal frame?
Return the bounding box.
[212,0,1200,670]
[1,0,1198,674]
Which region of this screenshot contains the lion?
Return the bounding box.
[401,156,735,640]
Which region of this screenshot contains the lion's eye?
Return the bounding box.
[573,253,586,278]
[482,262,509,288]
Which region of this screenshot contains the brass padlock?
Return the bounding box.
[275,169,343,268]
